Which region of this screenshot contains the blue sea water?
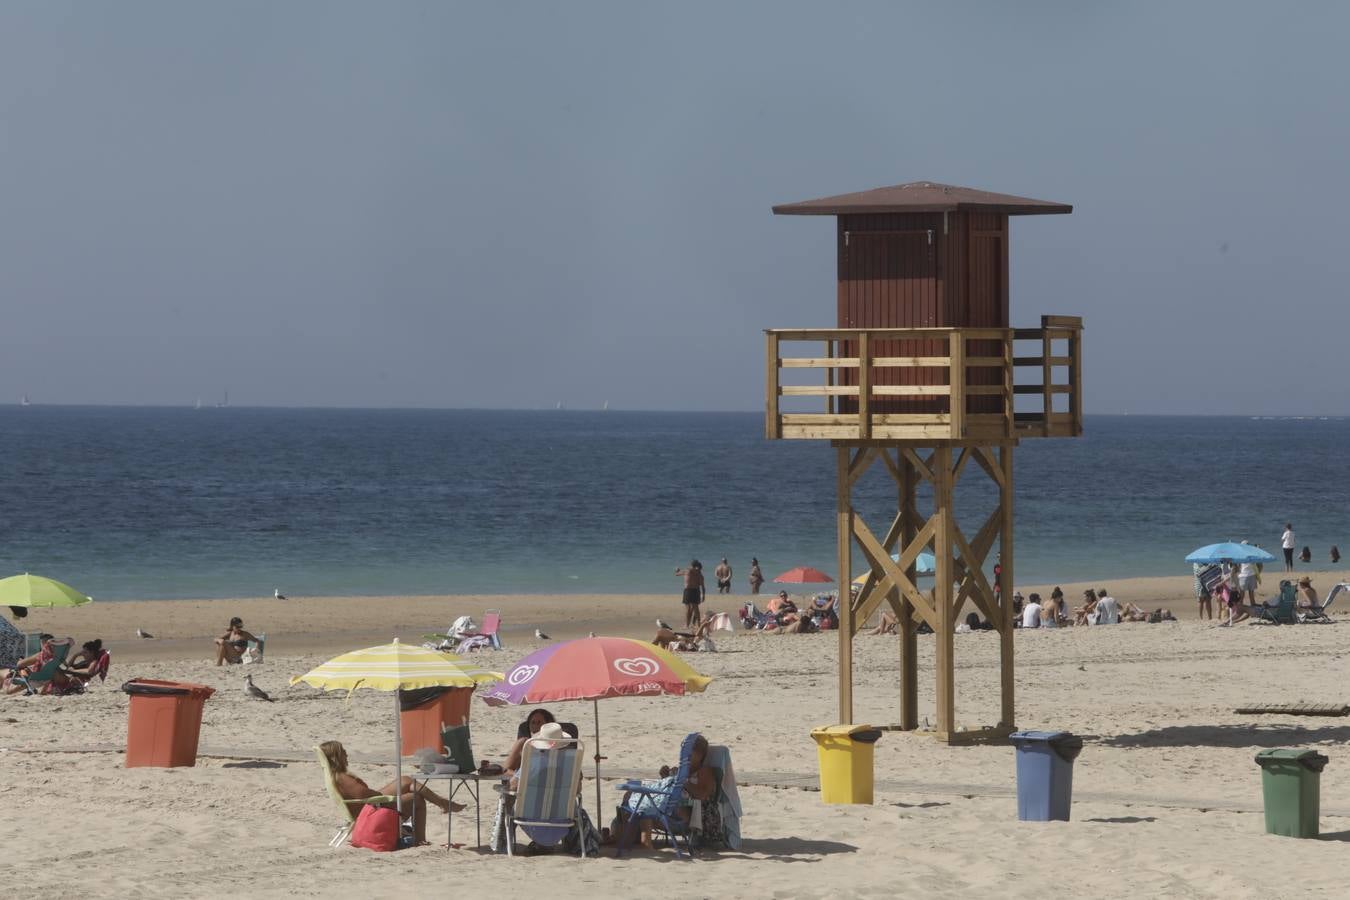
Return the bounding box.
[1,407,1347,600]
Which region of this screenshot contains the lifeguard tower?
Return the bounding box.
[766,182,1083,743]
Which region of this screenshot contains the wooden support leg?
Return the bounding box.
[897,451,918,730]
[999,445,1016,730]
[933,447,956,739]
[836,446,854,725]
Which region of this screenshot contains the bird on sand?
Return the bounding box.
[244,674,275,702]
[534,629,550,641]
[656,618,673,631]
[274,588,287,600]
[587,631,596,638]
[136,628,154,639]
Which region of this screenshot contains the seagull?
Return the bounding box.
[244,674,275,702]
[274,588,287,600]
[588,631,596,638]
[136,628,154,639]
[535,629,550,641]
[656,618,673,631]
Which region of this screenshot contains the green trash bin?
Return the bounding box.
[1254,749,1328,838]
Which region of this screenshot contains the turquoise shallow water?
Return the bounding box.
[1,407,1346,600]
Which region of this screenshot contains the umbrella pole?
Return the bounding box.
[593,699,602,818]
[394,691,404,827]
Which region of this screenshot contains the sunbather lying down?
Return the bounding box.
[320,740,463,845]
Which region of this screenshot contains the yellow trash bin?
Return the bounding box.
[811,724,883,804]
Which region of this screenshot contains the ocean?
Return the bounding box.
[1,406,1345,600]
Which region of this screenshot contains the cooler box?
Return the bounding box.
[399,686,474,755]
[810,724,882,804]
[1255,749,1328,838]
[1011,730,1083,821]
[123,679,216,768]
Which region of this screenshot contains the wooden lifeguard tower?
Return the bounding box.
[765,181,1083,743]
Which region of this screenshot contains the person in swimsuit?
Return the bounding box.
[1,633,55,695]
[748,558,764,595]
[215,616,261,666]
[320,740,461,845]
[714,558,732,594]
[675,560,705,629]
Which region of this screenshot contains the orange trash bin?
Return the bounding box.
[123,679,216,768]
[399,686,474,755]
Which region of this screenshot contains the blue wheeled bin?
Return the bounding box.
[1011,730,1083,821]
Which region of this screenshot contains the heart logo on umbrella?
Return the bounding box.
[613,657,658,677]
[508,664,539,686]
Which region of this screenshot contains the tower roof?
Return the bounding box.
[772,181,1071,216]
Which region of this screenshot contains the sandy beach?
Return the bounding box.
[7,571,1350,898]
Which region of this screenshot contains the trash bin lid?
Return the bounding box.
[122,679,216,698]
[811,724,884,743]
[1254,748,1329,772]
[1011,730,1082,762]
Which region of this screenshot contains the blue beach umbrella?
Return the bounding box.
[1184,542,1275,565]
[853,551,937,585]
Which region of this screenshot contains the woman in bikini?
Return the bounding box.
[215,616,260,666]
[320,740,461,845]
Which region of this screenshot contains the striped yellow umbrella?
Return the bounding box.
[292,639,503,822]
[291,639,503,693]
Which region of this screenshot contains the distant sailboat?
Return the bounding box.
[19,394,30,407]
[215,390,229,408]
[194,397,202,410]
[602,400,609,411]
[555,401,563,410]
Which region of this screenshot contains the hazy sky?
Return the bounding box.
[2,2,1347,414]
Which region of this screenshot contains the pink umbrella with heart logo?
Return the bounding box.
[481,636,712,815]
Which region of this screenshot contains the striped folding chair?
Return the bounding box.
[502,736,586,857]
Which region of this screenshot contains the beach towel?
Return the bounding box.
[622,775,677,815]
[456,635,491,653]
[707,745,742,850]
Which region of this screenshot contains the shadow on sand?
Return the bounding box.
[1098,723,1350,749]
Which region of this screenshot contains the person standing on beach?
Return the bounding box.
[1281,523,1296,572]
[714,558,733,594]
[748,558,764,595]
[676,561,706,629]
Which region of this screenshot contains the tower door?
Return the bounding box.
[837,228,941,414]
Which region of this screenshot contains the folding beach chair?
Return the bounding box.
[616,732,702,859]
[12,637,74,695]
[497,736,588,857]
[706,744,743,851]
[313,746,397,848]
[1256,581,1298,625]
[1303,582,1349,623]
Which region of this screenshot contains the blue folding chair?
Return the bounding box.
[615,732,701,859]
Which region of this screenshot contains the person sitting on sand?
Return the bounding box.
[215,617,261,666]
[868,608,898,635]
[1074,590,1098,626]
[1011,592,1024,628]
[1093,590,1120,624]
[1021,594,1043,628]
[616,734,718,849]
[320,740,461,845]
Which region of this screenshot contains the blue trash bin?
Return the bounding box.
[1011,730,1083,821]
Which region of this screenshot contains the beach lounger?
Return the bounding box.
[497,736,587,857]
[12,637,74,695]
[1302,582,1348,623]
[615,732,701,859]
[313,746,397,848]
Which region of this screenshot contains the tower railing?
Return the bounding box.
[765,315,1082,442]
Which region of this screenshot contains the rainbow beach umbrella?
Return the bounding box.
[481,636,712,814]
